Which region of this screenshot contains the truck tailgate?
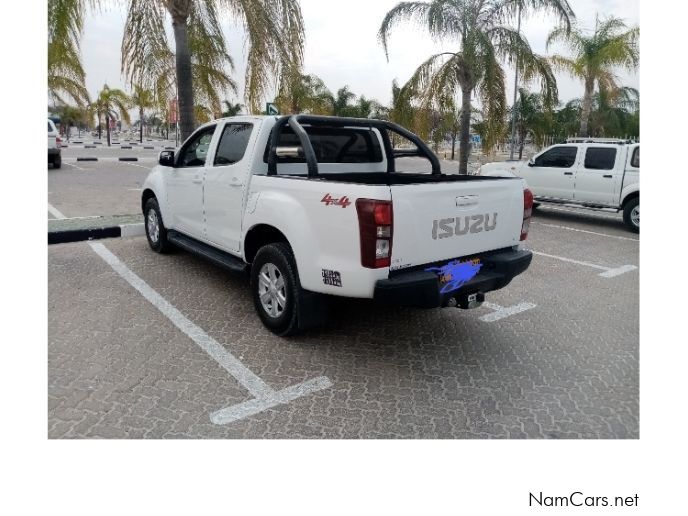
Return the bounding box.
[390,178,524,270]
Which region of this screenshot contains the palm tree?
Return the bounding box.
[274,71,333,114]
[221,101,244,117]
[130,85,156,142]
[121,0,305,140]
[379,0,575,174]
[91,85,131,146]
[48,0,90,106]
[330,86,357,117]
[547,16,639,137]
[511,88,550,158]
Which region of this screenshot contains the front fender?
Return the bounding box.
[142,165,171,225]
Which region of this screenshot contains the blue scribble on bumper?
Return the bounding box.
[426,260,483,294]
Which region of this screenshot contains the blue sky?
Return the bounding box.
[78,0,640,110]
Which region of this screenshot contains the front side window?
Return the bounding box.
[584,147,617,170]
[533,146,578,168]
[214,123,253,166]
[631,147,640,168]
[179,126,216,167]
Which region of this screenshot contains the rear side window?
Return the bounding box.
[263,126,383,164]
[631,147,640,168]
[48,121,51,132]
[584,147,617,170]
[534,146,577,168]
[214,123,253,165]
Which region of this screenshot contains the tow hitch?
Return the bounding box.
[456,292,485,309]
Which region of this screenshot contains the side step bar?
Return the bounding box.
[167,230,249,274]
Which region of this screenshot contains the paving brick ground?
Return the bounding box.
[48,204,638,439]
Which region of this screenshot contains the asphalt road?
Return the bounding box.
[48,203,639,438]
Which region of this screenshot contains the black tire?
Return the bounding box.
[251,242,303,336]
[622,196,639,233]
[144,197,173,253]
[53,155,61,169]
[532,202,540,210]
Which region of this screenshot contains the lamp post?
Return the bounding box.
[508,5,522,160]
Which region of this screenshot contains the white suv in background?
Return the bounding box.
[48,119,62,169]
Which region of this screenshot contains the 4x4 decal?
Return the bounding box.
[321,193,351,208]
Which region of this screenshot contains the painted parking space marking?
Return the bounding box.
[89,242,332,424]
[531,250,637,278]
[62,161,86,171]
[480,301,536,322]
[531,221,639,242]
[48,203,66,219]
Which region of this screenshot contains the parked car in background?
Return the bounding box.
[478,140,640,232]
[48,119,62,169]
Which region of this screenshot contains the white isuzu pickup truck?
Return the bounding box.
[142,115,533,335]
[478,140,639,232]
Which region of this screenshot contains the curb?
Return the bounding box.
[119,157,138,161]
[48,223,145,245]
[77,157,98,161]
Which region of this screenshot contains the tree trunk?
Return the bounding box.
[98,112,102,139]
[451,134,456,160]
[172,16,195,141]
[458,87,472,174]
[140,107,144,143]
[579,77,595,137]
[106,114,111,146]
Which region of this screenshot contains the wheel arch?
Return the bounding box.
[243,224,290,264]
[621,191,639,210]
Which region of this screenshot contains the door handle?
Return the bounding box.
[564,172,573,175]
[229,177,243,187]
[192,178,202,184]
[603,175,613,178]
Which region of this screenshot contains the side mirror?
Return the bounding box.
[159,150,175,167]
[527,159,535,167]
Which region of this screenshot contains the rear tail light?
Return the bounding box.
[521,188,533,241]
[356,199,393,268]
[55,136,62,147]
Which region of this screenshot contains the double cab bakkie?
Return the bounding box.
[142,115,533,335]
[479,140,639,232]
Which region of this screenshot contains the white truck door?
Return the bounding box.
[520,145,577,200]
[204,122,255,253]
[167,124,217,238]
[573,145,619,206]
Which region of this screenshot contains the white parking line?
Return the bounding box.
[531,250,637,277]
[118,162,153,170]
[89,242,332,424]
[62,162,86,171]
[531,221,639,242]
[480,302,536,322]
[47,203,66,219]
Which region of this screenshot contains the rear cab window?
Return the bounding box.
[584,147,617,170]
[262,126,383,174]
[630,146,640,168]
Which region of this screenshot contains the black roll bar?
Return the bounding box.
[267,114,441,176]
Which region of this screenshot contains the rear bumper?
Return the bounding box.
[373,249,532,308]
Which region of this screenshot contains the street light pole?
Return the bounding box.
[509,6,522,160]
